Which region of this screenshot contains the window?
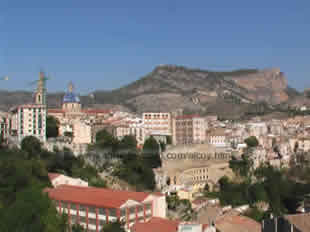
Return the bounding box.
[71,215,77,224]
[79,216,86,223]
[120,209,126,218]
[99,208,106,215]
[70,203,76,210]
[89,218,96,225]
[88,206,96,214]
[109,208,117,217]
[79,205,86,212]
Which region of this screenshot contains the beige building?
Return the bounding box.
[112,124,145,146]
[142,112,171,136]
[72,120,93,144]
[172,115,206,145]
[207,128,227,147]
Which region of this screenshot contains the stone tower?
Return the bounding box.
[35,71,46,105]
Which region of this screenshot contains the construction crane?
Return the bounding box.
[28,71,50,86]
[28,71,50,105]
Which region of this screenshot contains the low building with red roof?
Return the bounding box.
[131,218,216,232]
[215,215,261,232]
[45,185,166,232]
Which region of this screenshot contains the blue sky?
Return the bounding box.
[1,0,310,93]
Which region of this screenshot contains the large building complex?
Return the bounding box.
[48,82,112,144]
[45,185,166,232]
[172,115,206,145]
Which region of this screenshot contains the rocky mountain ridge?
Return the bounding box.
[0,65,309,118]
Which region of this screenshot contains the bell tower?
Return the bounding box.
[35,71,46,105]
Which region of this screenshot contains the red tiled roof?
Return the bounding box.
[48,173,61,181]
[131,217,179,232]
[215,215,261,232]
[48,109,64,113]
[175,114,202,120]
[284,213,310,232]
[45,185,156,208]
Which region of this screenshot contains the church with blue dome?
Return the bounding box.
[62,82,82,113]
[63,92,80,103]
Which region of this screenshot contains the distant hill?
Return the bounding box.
[1,65,309,118]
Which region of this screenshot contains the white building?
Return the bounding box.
[9,72,47,143]
[48,173,88,188]
[207,128,227,147]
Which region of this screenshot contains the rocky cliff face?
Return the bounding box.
[0,65,304,118]
[92,65,291,116]
[225,68,289,104]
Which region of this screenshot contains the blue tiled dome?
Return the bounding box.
[63,92,80,103]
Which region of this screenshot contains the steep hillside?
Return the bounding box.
[0,65,307,118]
[92,65,292,117]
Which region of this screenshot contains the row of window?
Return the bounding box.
[144,114,170,119]
[57,201,152,218]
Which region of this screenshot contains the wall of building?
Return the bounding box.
[54,200,154,232]
[143,112,171,136]
[16,105,46,142]
[52,175,88,188]
[172,116,206,145]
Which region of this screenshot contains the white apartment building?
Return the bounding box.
[10,72,47,143]
[11,104,47,142]
[207,128,227,147]
[0,113,10,140]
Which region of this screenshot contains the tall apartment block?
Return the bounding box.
[10,72,47,142]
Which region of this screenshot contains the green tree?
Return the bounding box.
[0,186,68,232]
[46,116,59,138]
[95,129,119,151]
[101,221,126,232]
[21,136,42,159]
[72,224,86,232]
[166,194,180,210]
[142,136,161,168]
[244,136,259,147]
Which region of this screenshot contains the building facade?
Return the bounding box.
[14,104,47,142]
[45,185,166,232]
[172,115,206,145]
[207,128,227,147]
[48,82,112,145]
[9,72,47,142]
[143,112,172,136]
